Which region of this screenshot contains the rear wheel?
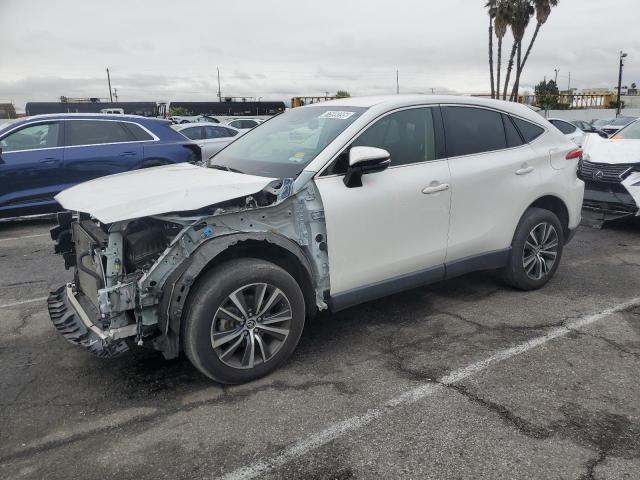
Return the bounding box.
[502,207,564,290]
[182,258,305,384]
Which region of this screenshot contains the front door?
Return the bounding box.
[314,107,451,304]
[0,121,65,216]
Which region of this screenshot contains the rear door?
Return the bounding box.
[0,121,65,214]
[63,120,144,184]
[442,106,542,263]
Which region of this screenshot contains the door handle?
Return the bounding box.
[515,166,534,175]
[40,158,60,165]
[422,183,450,194]
[120,151,137,157]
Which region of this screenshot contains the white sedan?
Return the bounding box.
[171,123,242,159]
[220,117,264,131]
[548,118,587,147]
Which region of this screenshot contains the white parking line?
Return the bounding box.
[0,297,48,309]
[219,296,640,480]
[0,233,49,243]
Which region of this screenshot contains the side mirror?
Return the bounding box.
[343,146,391,188]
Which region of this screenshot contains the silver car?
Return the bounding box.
[171,122,242,159]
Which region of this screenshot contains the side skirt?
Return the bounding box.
[328,248,511,312]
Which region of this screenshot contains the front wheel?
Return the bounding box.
[502,207,565,291]
[182,258,306,384]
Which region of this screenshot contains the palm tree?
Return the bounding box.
[493,0,511,100]
[502,0,534,100]
[486,0,498,98]
[511,0,559,100]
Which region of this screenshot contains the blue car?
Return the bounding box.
[0,114,201,219]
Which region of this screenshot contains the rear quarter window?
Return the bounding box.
[122,122,154,141]
[512,117,545,142]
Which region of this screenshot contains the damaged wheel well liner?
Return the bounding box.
[154,232,317,359]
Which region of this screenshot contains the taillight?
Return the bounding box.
[566,148,582,160]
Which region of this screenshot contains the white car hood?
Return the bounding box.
[55,163,276,223]
[583,135,640,165]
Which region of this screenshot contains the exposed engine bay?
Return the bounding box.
[49,174,330,359]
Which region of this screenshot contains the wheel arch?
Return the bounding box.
[522,195,570,241]
[155,232,317,359]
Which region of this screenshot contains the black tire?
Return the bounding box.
[502,207,565,291]
[182,258,306,384]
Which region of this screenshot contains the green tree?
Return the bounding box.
[511,0,559,100]
[169,106,189,116]
[486,0,512,99]
[486,0,497,98]
[502,0,534,100]
[534,78,559,109]
[335,91,351,98]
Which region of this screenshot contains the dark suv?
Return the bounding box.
[0,114,201,218]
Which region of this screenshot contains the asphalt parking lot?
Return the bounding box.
[1,218,639,480]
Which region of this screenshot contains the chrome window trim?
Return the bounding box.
[438,104,546,158]
[314,103,544,179]
[0,118,159,154]
[0,120,63,154]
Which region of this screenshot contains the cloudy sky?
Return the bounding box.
[1,0,639,110]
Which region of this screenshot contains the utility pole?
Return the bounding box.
[106,68,113,102]
[567,72,571,92]
[217,67,222,102]
[554,68,559,84]
[396,70,399,94]
[113,88,119,102]
[617,51,628,116]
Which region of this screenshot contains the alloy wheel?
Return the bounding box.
[522,222,559,281]
[210,283,292,369]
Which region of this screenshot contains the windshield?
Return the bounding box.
[592,119,609,128]
[610,117,636,126]
[612,120,640,140]
[211,106,367,177]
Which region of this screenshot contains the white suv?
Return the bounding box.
[49,95,584,383]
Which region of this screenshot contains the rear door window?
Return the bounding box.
[65,120,133,146]
[441,106,507,157]
[205,126,231,138]
[181,126,205,140]
[512,117,545,142]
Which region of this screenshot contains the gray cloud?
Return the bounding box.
[0,0,639,111]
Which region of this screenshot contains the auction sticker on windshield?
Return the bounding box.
[319,111,356,120]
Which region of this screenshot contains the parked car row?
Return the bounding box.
[48,95,584,382]
[171,122,243,158]
[0,114,202,219]
[169,115,265,131]
[546,116,638,147]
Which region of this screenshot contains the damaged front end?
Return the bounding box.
[578,160,640,225]
[48,174,329,359]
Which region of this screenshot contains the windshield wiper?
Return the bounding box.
[209,164,245,174]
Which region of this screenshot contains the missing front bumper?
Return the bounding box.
[47,284,132,358]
